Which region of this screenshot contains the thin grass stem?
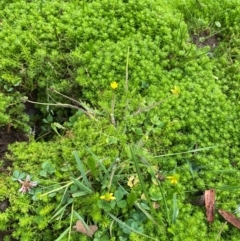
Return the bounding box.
[154,145,218,157]
[68,202,74,241]
[130,146,152,212]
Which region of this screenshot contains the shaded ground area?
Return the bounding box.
[192,29,219,50]
[0,126,28,162]
[0,126,28,241]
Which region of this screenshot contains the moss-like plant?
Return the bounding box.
[1,0,240,240]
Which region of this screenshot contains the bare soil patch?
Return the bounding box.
[192,29,219,50]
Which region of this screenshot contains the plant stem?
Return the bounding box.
[110,92,116,126]
[22,97,94,118]
[68,202,74,241]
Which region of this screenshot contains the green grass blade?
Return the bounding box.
[134,201,162,227]
[73,210,85,221]
[73,150,91,188]
[73,210,91,232]
[107,157,120,191]
[68,203,74,241]
[136,154,170,225]
[70,177,93,194]
[130,146,152,211]
[41,183,70,197]
[154,146,219,157]
[49,203,68,222]
[217,185,240,191]
[211,170,238,173]
[54,227,70,241]
[51,185,69,212]
[72,191,89,197]
[172,193,178,224]
[85,146,108,176]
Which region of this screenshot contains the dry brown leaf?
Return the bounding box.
[205,189,215,223]
[73,220,98,237]
[152,202,160,209]
[218,210,240,230]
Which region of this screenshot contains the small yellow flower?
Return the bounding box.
[127,175,139,188]
[171,86,180,95]
[110,81,118,89]
[167,174,179,184]
[100,192,116,202]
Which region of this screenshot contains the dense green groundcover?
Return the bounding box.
[0,0,240,240]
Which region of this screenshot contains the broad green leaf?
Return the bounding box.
[114,189,125,201]
[13,170,20,178]
[39,170,47,177]
[117,200,127,208]
[127,192,137,207]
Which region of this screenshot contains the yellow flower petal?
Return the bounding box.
[127,176,139,188]
[100,193,116,201]
[167,175,179,184]
[127,176,135,187]
[111,81,118,89]
[133,176,139,185]
[171,86,180,95]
